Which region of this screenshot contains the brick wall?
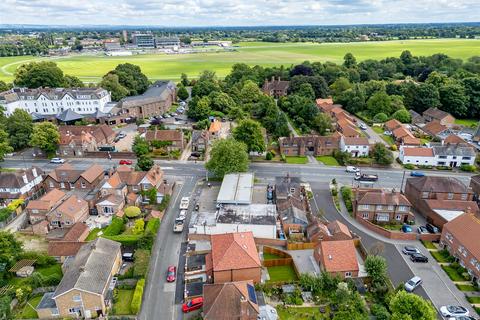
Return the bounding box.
[214,267,261,284]
[357,218,417,240]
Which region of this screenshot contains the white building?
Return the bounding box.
[340,136,370,157]
[0,87,111,117]
[0,167,44,205]
[399,143,476,167]
[399,147,436,166]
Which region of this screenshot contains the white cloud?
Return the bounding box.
[0,0,479,26]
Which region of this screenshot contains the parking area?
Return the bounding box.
[113,124,137,152]
[395,243,475,316]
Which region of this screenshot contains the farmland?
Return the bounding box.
[1,39,479,82]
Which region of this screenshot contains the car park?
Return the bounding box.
[426,223,439,233]
[50,157,65,164]
[346,166,360,173]
[410,253,429,263]
[404,276,422,292]
[166,265,176,282]
[401,224,412,233]
[402,246,420,255]
[182,297,203,313]
[440,305,469,318]
[119,159,133,165]
[410,171,425,177]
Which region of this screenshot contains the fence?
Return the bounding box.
[84,151,136,159]
[286,242,316,250]
[262,246,301,280]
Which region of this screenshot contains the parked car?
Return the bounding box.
[410,253,429,263]
[182,297,203,313]
[417,226,429,234]
[122,252,134,261]
[194,203,200,211]
[179,101,186,107]
[119,159,133,165]
[402,246,420,255]
[383,131,392,136]
[359,123,367,130]
[346,166,360,173]
[426,223,439,234]
[402,224,413,233]
[117,132,126,139]
[50,157,65,164]
[410,171,425,177]
[440,306,469,318]
[166,265,176,282]
[404,276,422,292]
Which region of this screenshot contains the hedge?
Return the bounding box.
[340,186,353,213]
[145,218,160,235]
[103,217,125,236]
[130,278,145,314]
[158,195,170,212]
[103,234,142,246]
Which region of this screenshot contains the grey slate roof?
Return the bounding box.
[119,80,175,106]
[53,238,121,298]
[430,143,476,157]
[0,87,109,102]
[0,167,43,189]
[37,292,56,309]
[56,109,84,122]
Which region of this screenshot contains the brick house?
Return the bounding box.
[207,232,262,284]
[47,195,89,229]
[471,175,480,202]
[423,107,455,126]
[422,120,448,137]
[262,77,289,98]
[26,189,67,225]
[203,281,259,320]
[384,119,402,133]
[145,129,185,151]
[37,238,121,318]
[191,130,209,152]
[313,240,359,279]
[0,166,44,205]
[278,134,340,156]
[47,222,89,262]
[440,210,480,285]
[353,188,413,224]
[44,164,105,192]
[405,176,474,227]
[58,125,115,157]
[307,219,352,242]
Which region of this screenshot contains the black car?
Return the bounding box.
[426,223,439,234]
[410,253,429,263]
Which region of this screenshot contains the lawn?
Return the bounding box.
[276,306,326,320]
[455,119,479,128]
[263,253,282,260]
[285,156,308,164]
[267,265,298,283]
[113,289,135,315]
[372,126,384,134]
[467,296,480,304]
[16,295,42,319]
[86,227,104,241]
[431,250,452,263]
[382,224,402,231]
[441,265,466,281]
[1,39,479,82]
[456,284,477,292]
[316,156,339,166]
[421,240,437,250]
[36,264,62,278]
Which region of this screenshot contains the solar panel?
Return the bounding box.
[247,283,257,304]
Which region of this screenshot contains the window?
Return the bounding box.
[395,214,402,221]
[49,181,54,188]
[72,295,81,302]
[345,271,352,278]
[69,182,75,189]
[290,188,295,194]
[461,193,468,200]
[81,182,86,189]
[376,205,384,210]
[103,207,114,214]
[60,182,65,188]
[445,232,453,242]
[387,205,394,210]
[447,193,454,200]
[398,206,408,212]
[362,212,369,219]
[422,192,429,199]
[32,209,38,214]
[376,213,389,222]
[359,205,370,210]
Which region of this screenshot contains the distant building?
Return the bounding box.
[279,134,341,156]
[0,167,44,205]
[132,33,155,48]
[155,36,180,48]
[262,77,289,98]
[58,125,115,157]
[103,39,121,51]
[0,87,111,117]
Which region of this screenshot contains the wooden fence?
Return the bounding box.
[286,242,316,250]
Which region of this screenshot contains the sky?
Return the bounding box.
[1,0,480,26]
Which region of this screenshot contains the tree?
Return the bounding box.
[0,231,23,267]
[110,63,149,96]
[14,61,65,88]
[99,73,129,101]
[343,53,357,68]
[124,206,141,218]
[0,295,12,320]
[312,113,333,135]
[6,109,33,150]
[371,143,394,165]
[402,82,440,113]
[392,109,411,123]
[137,155,154,171]
[330,77,352,99]
[367,92,393,117]
[0,130,13,161]
[290,63,314,76]
[233,119,265,153]
[180,73,189,86]
[206,138,249,177]
[439,83,469,118]
[389,290,436,320]
[462,76,480,118]
[64,74,84,87]
[132,219,145,234]
[132,136,149,157]
[209,92,237,113]
[187,96,211,121]
[0,80,9,92]
[191,71,221,97]
[365,255,388,289]
[295,83,315,100]
[239,80,262,104]
[288,75,329,99]
[373,113,389,123]
[30,122,59,154]
[177,85,189,101]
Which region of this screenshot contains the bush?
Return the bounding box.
[130,278,145,314]
[0,207,13,222]
[404,164,415,170]
[281,154,286,162]
[390,144,397,151]
[145,218,160,235]
[132,219,145,235]
[371,304,391,320]
[103,217,125,236]
[340,186,353,212]
[460,164,476,172]
[103,234,141,246]
[133,250,151,278]
[158,194,170,212]
[373,113,388,123]
[436,166,452,170]
[125,206,141,218]
[265,151,273,160]
[331,188,338,197]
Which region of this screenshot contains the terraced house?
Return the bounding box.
[43,164,105,191]
[278,134,341,156]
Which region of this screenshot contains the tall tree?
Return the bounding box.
[365,255,388,289]
[439,83,469,118]
[312,113,333,135]
[233,119,265,153]
[64,74,84,87]
[0,129,13,161]
[462,76,480,118]
[371,143,394,165]
[30,122,60,154]
[389,290,436,320]
[99,73,129,101]
[343,53,357,68]
[187,96,211,121]
[330,77,352,99]
[367,92,393,117]
[180,73,189,86]
[206,138,249,177]
[6,109,33,150]
[14,61,65,88]
[0,80,9,92]
[177,85,189,101]
[110,63,149,96]
[402,82,440,113]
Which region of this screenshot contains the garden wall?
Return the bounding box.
[286,242,316,250]
[419,233,441,242]
[357,218,417,240]
[84,151,136,159]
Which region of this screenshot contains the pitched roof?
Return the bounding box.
[356,189,411,206]
[0,167,43,189]
[27,188,66,211]
[402,147,434,157]
[316,240,359,273]
[59,125,115,146]
[210,232,261,272]
[103,172,123,189]
[80,165,104,183]
[145,129,183,142]
[425,200,479,214]
[116,166,146,186]
[209,121,222,133]
[53,238,121,297]
[407,176,469,193]
[443,212,480,261]
[384,119,402,131]
[444,135,468,145]
[55,195,88,219]
[203,281,259,320]
[62,223,89,242]
[316,98,334,106]
[46,163,82,183]
[56,109,83,122]
[431,143,476,157]
[401,135,422,145]
[423,120,447,135]
[47,241,86,257]
[392,126,413,139]
[327,220,352,239]
[423,107,452,120]
[344,137,369,146]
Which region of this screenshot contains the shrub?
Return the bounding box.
[103,217,125,236]
[130,278,145,314]
[331,188,338,197]
[0,207,13,222]
[340,186,353,212]
[460,164,476,172]
[133,250,151,277]
[145,218,160,235]
[390,144,397,151]
[125,206,141,218]
[157,194,170,212]
[370,304,391,320]
[103,234,141,246]
[265,151,273,160]
[373,113,388,123]
[404,164,415,170]
[281,154,286,162]
[132,219,145,235]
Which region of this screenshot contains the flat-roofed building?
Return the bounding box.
[217,173,254,205]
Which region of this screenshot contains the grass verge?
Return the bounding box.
[431,250,452,263]
[456,284,477,292]
[285,156,308,164]
[421,240,437,250]
[441,265,465,281]
[16,295,42,319]
[316,156,339,166]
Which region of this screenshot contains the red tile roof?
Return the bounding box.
[209,121,222,133]
[344,137,369,146]
[317,240,359,273]
[384,119,402,131]
[423,120,447,135]
[327,221,352,239]
[210,232,261,272]
[356,189,411,206]
[145,129,183,142]
[47,241,86,257]
[443,212,480,262]
[402,147,434,157]
[62,223,89,242]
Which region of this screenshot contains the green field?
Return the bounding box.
[1,39,479,82]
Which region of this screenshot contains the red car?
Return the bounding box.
[119,159,133,165]
[182,297,203,313]
[166,265,176,282]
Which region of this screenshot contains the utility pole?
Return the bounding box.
[400,170,406,193]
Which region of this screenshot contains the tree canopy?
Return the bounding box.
[14,61,65,88]
[233,119,265,153]
[206,138,249,177]
[30,122,60,154]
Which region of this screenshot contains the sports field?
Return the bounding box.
[1,39,479,82]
